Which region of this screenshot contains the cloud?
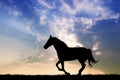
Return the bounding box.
[34,7,48,25]
[38,0,56,9]
[92,42,100,51]
[39,10,47,25]
[10,10,22,17]
[49,15,83,47]
[35,0,120,56]
[92,36,102,55]
[35,3,84,47]
[59,0,76,15]
[95,51,101,55]
[74,17,94,33]
[2,4,22,17]
[58,0,120,33]
[0,12,47,64]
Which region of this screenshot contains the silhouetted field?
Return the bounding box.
[0,74,119,80]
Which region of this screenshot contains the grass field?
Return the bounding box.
[0,74,119,80]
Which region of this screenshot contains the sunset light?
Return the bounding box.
[0,0,120,75]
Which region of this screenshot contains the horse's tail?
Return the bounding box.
[87,49,98,67]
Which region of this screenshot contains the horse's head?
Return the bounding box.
[44,35,53,49]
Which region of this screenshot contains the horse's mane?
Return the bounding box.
[53,37,68,48]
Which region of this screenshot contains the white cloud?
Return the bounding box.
[34,7,48,25]
[25,20,47,53]
[11,10,22,17]
[38,0,56,9]
[9,18,45,43]
[95,51,101,55]
[49,15,83,47]
[36,0,120,35]
[94,6,120,22]
[59,0,120,33]
[1,14,47,58]
[92,41,102,55]
[92,42,100,51]
[36,0,120,48]
[38,10,48,25]
[74,17,94,33]
[59,0,76,15]
[3,5,22,17]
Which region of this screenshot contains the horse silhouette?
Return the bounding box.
[44,35,98,75]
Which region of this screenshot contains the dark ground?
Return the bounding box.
[0,74,119,80]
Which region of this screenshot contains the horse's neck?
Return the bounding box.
[53,39,68,52]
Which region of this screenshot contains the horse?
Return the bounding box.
[44,35,98,75]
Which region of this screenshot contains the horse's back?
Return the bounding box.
[69,47,88,53]
[62,47,89,61]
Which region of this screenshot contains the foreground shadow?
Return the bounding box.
[0,74,119,80]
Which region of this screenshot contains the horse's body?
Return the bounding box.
[44,35,98,75]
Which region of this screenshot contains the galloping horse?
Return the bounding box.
[44,35,98,75]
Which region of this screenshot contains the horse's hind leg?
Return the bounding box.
[78,60,86,75]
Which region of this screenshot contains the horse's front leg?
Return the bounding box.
[56,60,62,71]
[61,61,70,75]
[56,60,70,75]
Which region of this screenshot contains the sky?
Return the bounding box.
[0,0,120,75]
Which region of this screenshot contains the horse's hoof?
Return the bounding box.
[65,73,70,75]
[78,73,81,76]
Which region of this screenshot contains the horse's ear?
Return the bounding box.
[50,35,52,38]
